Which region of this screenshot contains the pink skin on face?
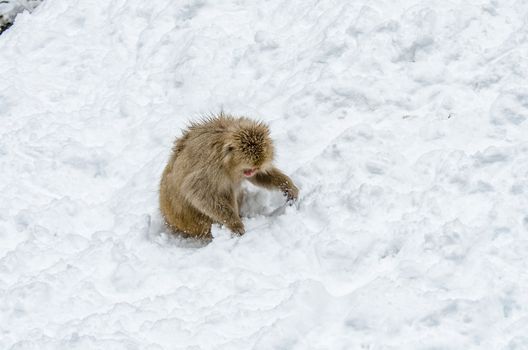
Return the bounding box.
[243,168,257,177]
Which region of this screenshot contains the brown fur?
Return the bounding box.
[159,113,299,240]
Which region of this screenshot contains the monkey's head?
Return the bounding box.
[223,120,274,178]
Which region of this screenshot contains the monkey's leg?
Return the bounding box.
[184,189,245,235]
[236,189,245,216]
[249,167,299,203]
[177,205,213,239]
[203,195,245,235]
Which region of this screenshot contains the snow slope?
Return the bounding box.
[1,0,528,348]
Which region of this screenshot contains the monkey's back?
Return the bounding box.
[159,116,236,238]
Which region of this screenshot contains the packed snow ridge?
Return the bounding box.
[1,0,528,349]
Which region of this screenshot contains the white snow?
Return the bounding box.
[0,0,42,32]
[1,0,528,349]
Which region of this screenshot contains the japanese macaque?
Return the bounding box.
[159,113,299,240]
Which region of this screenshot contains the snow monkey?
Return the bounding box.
[159,113,299,239]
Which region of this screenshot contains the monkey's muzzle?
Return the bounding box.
[243,168,257,177]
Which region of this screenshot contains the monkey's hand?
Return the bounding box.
[228,219,246,236]
[248,167,299,205]
[281,183,299,205]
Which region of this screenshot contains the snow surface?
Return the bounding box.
[0,0,42,33]
[1,0,528,349]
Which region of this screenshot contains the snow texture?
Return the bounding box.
[1,0,528,349]
[0,0,42,33]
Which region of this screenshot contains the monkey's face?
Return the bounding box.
[229,149,273,178]
[243,167,258,177]
[223,122,274,178]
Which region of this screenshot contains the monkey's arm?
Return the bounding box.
[182,175,245,235]
[249,167,299,203]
